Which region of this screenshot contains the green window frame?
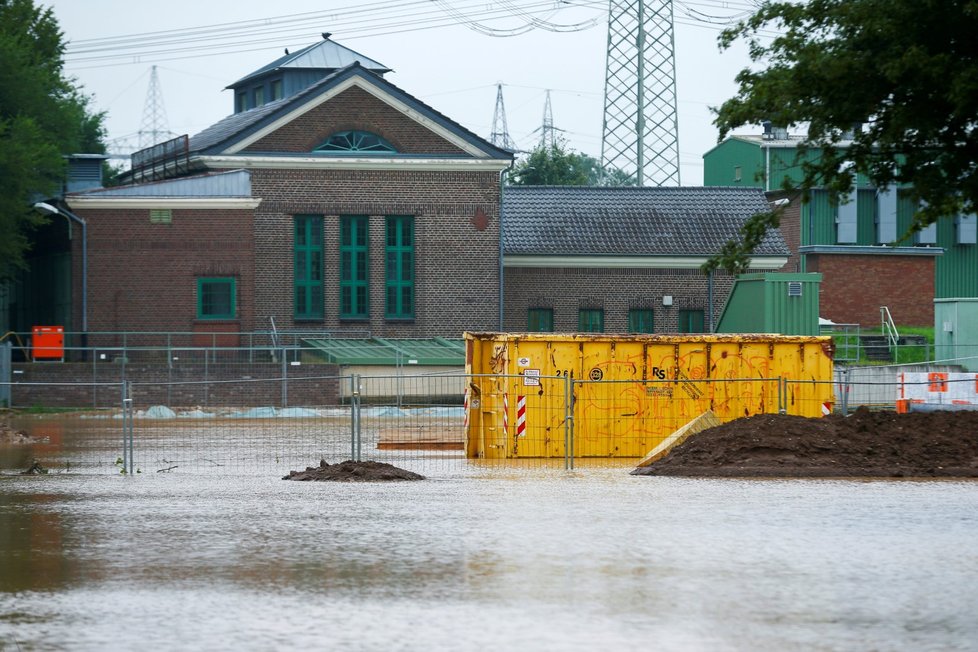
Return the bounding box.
[253,85,264,107]
[270,79,283,101]
[197,277,235,320]
[315,130,398,154]
[294,215,324,320]
[578,308,604,333]
[385,215,414,319]
[678,309,705,333]
[628,308,654,333]
[527,308,554,332]
[340,215,369,319]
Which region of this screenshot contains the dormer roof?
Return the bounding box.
[226,37,391,90]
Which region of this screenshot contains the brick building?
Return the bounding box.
[502,186,789,333]
[703,130,958,327]
[61,38,512,342]
[17,38,791,342]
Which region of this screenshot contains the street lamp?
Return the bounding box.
[32,202,87,337]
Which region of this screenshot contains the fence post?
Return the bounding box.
[778,377,786,414]
[121,380,134,475]
[565,375,575,470]
[841,367,851,416]
[351,374,362,462]
[281,347,288,408]
[0,341,10,408]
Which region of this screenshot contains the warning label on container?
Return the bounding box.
[517,356,531,367]
[523,369,540,386]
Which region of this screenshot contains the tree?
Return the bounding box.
[508,139,637,186]
[0,0,106,279]
[704,0,978,274]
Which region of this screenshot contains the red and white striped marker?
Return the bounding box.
[463,387,470,432]
[516,395,527,438]
[502,393,509,440]
[821,401,833,416]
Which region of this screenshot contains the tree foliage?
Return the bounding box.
[508,140,637,186]
[705,0,978,274]
[0,0,106,279]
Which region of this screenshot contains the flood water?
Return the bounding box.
[2,419,978,651]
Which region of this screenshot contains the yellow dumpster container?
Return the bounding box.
[464,332,835,459]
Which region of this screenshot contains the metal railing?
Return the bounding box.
[880,306,900,360]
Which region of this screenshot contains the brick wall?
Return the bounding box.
[504,267,737,332]
[807,254,935,326]
[74,207,256,334]
[251,168,501,337]
[11,361,340,409]
[243,85,467,155]
[771,192,802,272]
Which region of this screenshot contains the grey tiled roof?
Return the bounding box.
[189,62,511,160]
[503,186,789,257]
[188,95,292,153]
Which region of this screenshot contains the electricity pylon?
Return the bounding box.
[540,90,556,150]
[601,0,681,186]
[138,65,177,149]
[489,83,518,151]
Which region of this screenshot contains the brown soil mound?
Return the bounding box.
[632,407,978,478]
[283,459,425,482]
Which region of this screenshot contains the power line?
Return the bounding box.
[64,0,773,71]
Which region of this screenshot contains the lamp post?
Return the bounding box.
[32,202,87,344]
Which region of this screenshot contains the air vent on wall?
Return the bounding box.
[787,282,803,297]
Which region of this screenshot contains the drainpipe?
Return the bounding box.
[498,160,515,331]
[33,202,87,344]
[707,269,714,333]
[764,143,771,192]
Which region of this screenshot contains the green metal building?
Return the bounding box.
[703,133,978,300]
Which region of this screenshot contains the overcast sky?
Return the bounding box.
[49,0,763,184]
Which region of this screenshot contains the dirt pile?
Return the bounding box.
[283,459,425,482]
[632,407,978,478]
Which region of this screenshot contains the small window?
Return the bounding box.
[628,308,654,333]
[678,309,705,334]
[149,209,172,224]
[578,309,604,333]
[253,86,265,107]
[197,278,236,320]
[734,166,742,182]
[236,91,248,112]
[270,79,283,101]
[528,308,553,332]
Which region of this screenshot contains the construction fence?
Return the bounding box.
[5,364,973,478]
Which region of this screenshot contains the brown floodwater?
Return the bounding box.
[1,417,977,650]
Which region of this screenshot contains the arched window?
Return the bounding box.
[314,130,397,154]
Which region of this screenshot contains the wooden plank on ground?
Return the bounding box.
[635,410,721,467]
[377,425,464,450]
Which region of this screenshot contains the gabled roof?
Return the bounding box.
[227,38,391,89]
[190,62,511,160]
[503,186,789,257]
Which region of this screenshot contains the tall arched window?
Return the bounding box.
[314,130,397,154]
